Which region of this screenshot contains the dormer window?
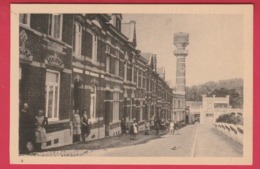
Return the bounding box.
[111,14,122,32]
[116,17,121,32]
[19,14,30,26]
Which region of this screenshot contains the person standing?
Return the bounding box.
[121,118,126,135]
[155,119,160,135]
[133,121,138,140]
[19,103,35,154]
[73,111,81,143]
[34,110,48,152]
[80,110,89,141]
[169,120,175,135]
[129,122,134,140]
[144,120,150,135]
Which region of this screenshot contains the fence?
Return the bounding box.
[214,122,243,145]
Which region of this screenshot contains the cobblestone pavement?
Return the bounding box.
[83,123,243,157]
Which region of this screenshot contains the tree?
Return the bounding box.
[186,78,243,108]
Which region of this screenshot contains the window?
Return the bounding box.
[73,22,82,58]
[143,73,146,88]
[141,71,144,88]
[49,14,63,40]
[113,91,120,122]
[214,103,228,108]
[132,66,135,83]
[138,70,142,87]
[20,14,30,26]
[116,18,121,31]
[106,45,111,53]
[110,57,115,75]
[45,70,60,121]
[140,101,143,121]
[115,50,119,57]
[130,98,134,121]
[137,69,139,86]
[106,56,110,73]
[90,86,97,121]
[124,62,127,81]
[92,34,98,63]
[114,50,119,76]
[115,59,119,76]
[127,65,132,82]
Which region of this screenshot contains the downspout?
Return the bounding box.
[69,14,75,139]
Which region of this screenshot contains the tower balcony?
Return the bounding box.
[173,32,189,49]
[174,49,189,57]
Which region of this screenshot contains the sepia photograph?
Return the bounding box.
[10,4,253,165]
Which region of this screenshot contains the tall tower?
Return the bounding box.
[173,32,189,95]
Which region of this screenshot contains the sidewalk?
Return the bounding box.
[28,129,168,156]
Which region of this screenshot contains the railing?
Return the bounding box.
[214,122,243,145]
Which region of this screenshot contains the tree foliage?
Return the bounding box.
[186,78,243,108]
[216,113,243,125]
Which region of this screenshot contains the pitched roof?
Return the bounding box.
[166,81,173,88]
[141,53,152,65]
[121,20,137,47]
[157,67,165,75]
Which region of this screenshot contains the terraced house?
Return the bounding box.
[19,13,181,150]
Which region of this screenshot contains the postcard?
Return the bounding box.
[10,4,253,165]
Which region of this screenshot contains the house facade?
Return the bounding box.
[19,13,181,150]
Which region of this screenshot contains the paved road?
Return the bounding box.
[83,123,243,157]
[194,124,243,157]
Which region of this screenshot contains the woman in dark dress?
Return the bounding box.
[81,110,89,141]
[129,122,134,140]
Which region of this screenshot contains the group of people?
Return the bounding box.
[72,110,92,143]
[120,117,179,139]
[169,120,179,135]
[19,103,48,154]
[150,118,180,135]
[19,103,92,154]
[129,121,138,140]
[121,119,139,140]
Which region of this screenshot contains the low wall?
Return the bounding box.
[214,122,243,145]
[42,129,73,150]
[85,126,105,141]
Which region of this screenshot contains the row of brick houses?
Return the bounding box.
[19,13,186,149]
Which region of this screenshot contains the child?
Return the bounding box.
[144,121,150,135]
[133,121,138,140]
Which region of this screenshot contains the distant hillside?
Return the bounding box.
[186,78,243,108]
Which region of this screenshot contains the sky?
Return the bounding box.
[122,14,243,87]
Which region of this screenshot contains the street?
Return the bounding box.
[82,124,243,157]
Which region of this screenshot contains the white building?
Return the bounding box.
[201,95,232,124]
